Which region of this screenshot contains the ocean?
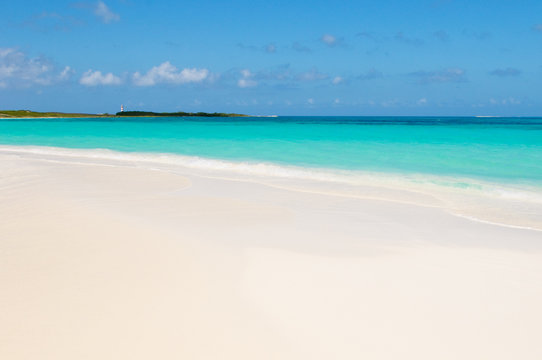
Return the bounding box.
[1,116,541,229]
[1,116,541,183]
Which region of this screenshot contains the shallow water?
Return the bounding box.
[1,116,541,188]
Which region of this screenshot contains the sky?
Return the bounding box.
[1,0,542,116]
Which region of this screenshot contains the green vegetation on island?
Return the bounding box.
[0,110,112,118]
[115,111,247,117]
[0,110,248,118]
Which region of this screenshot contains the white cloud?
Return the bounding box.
[94,1,119,23]
[240,69,252,78]
[265,44,276,53]
[0,48,69,87]
[417,98,428,105]
[307,98,315,105]
[321,34,337,46]
[238,79,257,88]
[489,97,521,106]
[508,98,521,105]
[58,66,74,80]
[79,69,122,86]
[133,61,209,86]
[380,99,401,107]
[238,43,277,54]
[410,68,467,84]
[237,69,257,88]
[296,68,328,81]
[332,76,344,85]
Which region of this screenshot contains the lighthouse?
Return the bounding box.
[120,104,124,112]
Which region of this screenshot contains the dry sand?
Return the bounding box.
[1,149,541,359]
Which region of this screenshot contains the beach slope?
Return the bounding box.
[1,149,541,360]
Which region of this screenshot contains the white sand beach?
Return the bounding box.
[1,147,541,360]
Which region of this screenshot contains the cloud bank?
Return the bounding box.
[0,48,71,88]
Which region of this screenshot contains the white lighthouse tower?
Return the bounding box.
[120,104,124,112]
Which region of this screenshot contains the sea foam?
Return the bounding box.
[1,144,541,200]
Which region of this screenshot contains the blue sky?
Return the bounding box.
[1,0,541,115]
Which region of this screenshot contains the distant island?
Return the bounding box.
[0,110,111,118]
[115,111,247,117]
[0,110,247,118]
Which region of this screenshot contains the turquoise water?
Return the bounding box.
[1,116,542,186]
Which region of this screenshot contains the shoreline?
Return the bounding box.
[0,110,248,119]
[1,144,541,231]
[0,115,248,119]
[1,147,542,359]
